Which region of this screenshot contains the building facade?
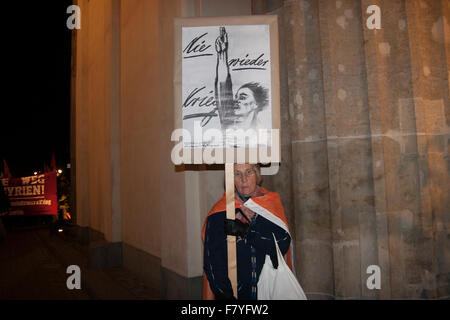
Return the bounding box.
[72,0,449,299]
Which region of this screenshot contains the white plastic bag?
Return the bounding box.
[257,234,307,300]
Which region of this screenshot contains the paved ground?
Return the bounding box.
[0,222,158,300]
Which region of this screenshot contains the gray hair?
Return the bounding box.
[250,164,263,186]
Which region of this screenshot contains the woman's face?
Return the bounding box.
[235,87,257,117]
[234,164,257,197]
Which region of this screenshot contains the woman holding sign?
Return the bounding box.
[202,164,293,300]
[215,27,269,132]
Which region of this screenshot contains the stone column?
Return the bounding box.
[405,0,450,298]
[263,0,336,299]
[75,0,90,236]
[70,1,78,226]
[319,0,377,299]
[104,0,122,245]
[362,0,425,299]
[253,0,450,300]
[74,0,122,266]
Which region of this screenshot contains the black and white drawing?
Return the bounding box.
[181,24,272,148]
[214,27,269,131]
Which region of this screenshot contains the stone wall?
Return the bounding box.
[253,0,449,299]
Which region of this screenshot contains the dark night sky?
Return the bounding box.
[1,1,73,177]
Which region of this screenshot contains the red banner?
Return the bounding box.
[1,171,57,216]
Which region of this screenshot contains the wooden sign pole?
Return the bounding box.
[225,163,237,298]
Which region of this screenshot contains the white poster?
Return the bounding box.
[181,25,272,148]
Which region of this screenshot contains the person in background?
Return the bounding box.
[0,182,10,242]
